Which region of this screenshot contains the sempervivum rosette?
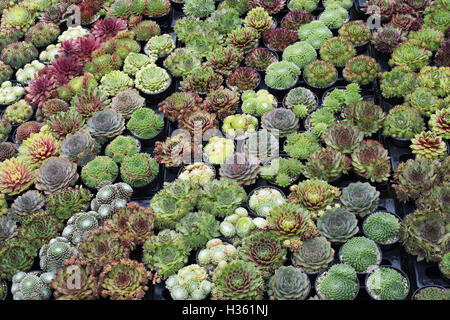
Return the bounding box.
[410,131,448,160]
[11,190,45,218]
[178,108,218,136]
[0,157,36,196]
[324,122,364,154]
[60,129,98,167]
[18,133,60,165]
[292,236,335,274]
[268,266,310,300]
[219,152,261,186]
[238,231,287,279]
[261,108,299,138]
[34,157,78,194]
[340,182,380,217]
[211,260,265,300]
[87,109,125,144]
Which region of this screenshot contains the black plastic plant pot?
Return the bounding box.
[126,171,159,192]
[176,162,217,181]
[352,170,389,193]
[328,173,343,187]
[139,74,174,105]
[1,279,7,301]
[0,80,25,108]
[165,163,183,174]
[246,185,287,219]
[315,268,360,300]
[170,0,184,11]
[373,48,392,63]
[388,136,412,148]
[354,41,370,55]
[382,96,404,108]
[149,7,173,31]
[303,74,338,96]
[364,266,411,300]
[362,212,402,252]
[81,13,101,28]
[411,285,448,300]
[338,242,383,277]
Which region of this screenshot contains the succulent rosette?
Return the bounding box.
[87,109,125,143]
[351,140,391,183]
[18,132,60,165]
[292,236,335,273]
[0,157,36,196]
[410,131,448,160]
[261,108,300,138]
[219,152,261,186]
[34,156,78,194]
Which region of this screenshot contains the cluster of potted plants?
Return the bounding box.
[0,0,448,301]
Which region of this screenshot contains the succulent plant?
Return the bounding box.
[47,111,86,140]
[429,107,450,139]
[62,210,102,245]
[165,264,212,300]
[179,108,217,136]
[244,48,278,71]
[227,27,260,52]
[18,132,60,166]
[198,178,247,218]
[317,207,359,243]
[423,3,450,32]
[380,67,417,99]
[90,182,133,217]
[127,108,164,140]
[37,98,69,122]
[180,65,223,94]
[99,258,151,300]
[304,59,337,88]
[343,55,380,85]
[0,60,12,83]
[337,20,370,47]
[411,131,448,160]
[11,271,55,300]
[13,121,41,145]
[204,136,236,165]
[284,131,320,160]
[70,88,110,119]
[122,52,154,76]
[0,213,18,242]
[319,5,349,29]
[175,211,220,249]
[154,133,197,168]
[164,48,201,78]
[203,86,240,120]
[183,0,215,18]
[3,100,32,125]
[158,91,200,123]
[244,7,274,33]
[81,156,119,189]
[366,267,409,300]
[0,41,39,69]
[0,157,35,196]
[264,29,299,55]
[371,25,406,54]
[20,212,62,251]
[39,237,78,272]
[34,156,78,194]
[281,10,315,31]
[133,20,160,42]
[207,7,243,35]
[24,21,59,48]
[319,37,355,68]
[0,142,17,162]
[298,21,333,49]
[364,212,400,245]
[143,229,190,280]
[197,238,238,271]
[248,187,286,218]
[417,66,449,95]
[340,236,381,273]
[219,152,261,186]
[92,18,127,43]
[0,240,35,280]
[178,162,215,187]
[389,42,431,71]
[211,260,264,300]
[435,39,450,67]
[0,118,12,142]
[342,101,385,136]
[260,108,299,138]
[45,186,93,222]
[283,87,317,113]
[292,236,334,273]
[383,105,425,139]
[11,190,45,218]
[87,109,125,144]
[400,206,448,263]
[408,27,444,52]
[323,122,363,154]
[99,70,133,96]
[414,286,450,300]
[105,135,139,164]
[1,4,36,32]
[251,0,286,14]
[394,157,440,203]
[135,64,170,94]
[406,88,444,118]
[266,203,319,251]
[265,61,301,90]
[121,153,159,187]
[60,129,97,167]
[288,0,318,11]
[51,256,99,300]
[226,67,260,92]
[340,181,379,216]
[260,157,304,188]
[303,147,351,182]
[151,179,198,229]
[0,26,23,52]
[351,140,391,183]
[84,51,122,81]
[206,46,243,78]
[316,263,358,300]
